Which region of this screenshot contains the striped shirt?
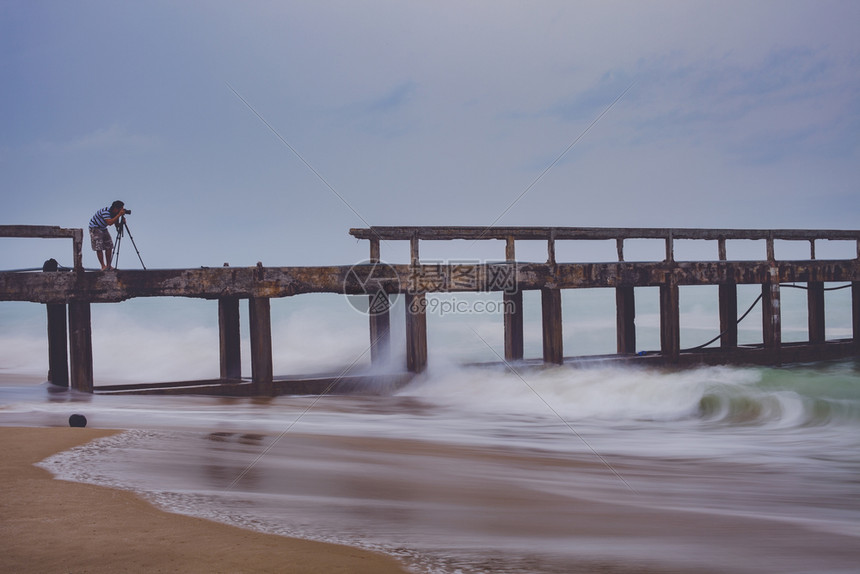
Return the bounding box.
[89,207,112,229]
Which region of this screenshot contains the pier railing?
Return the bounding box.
[2,225,859,395]
[0,225,83,271]
[349,226,860,263]
[349,226,860,373]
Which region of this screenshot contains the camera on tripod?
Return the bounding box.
[112,206,146,270]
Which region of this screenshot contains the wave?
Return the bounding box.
[698,363,860,427]
[404,360,860,429]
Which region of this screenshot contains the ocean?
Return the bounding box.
[2,291,860,573]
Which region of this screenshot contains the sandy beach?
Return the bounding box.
[0,426,409,574]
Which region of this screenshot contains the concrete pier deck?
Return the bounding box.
[2,225,859,395]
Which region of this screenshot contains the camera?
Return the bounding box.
[124,209,132,214]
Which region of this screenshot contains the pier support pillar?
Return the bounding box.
[218,297,242,380]
[68,301,93,393]
[46,303,69,386]
[541,288,563,364]
[807,282,825,344]
[368,238,391,365]
[762,272,782,363]
[719,283,738,349]
[660,281,680,361]
[504,290,524,361]
[405,293,427,373]
[615,285,636,354]
[503,238,523,361]
[42,259,68,386]
[249,297,273,392]
[852,282,860,351]
[369,297,391,365]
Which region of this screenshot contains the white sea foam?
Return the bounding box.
[6,295,860,573]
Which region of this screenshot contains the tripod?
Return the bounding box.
[113,216,147,270]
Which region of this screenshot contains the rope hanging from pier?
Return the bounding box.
[780,283,852,291]
[682,293,764,352]
[682,282,852,352]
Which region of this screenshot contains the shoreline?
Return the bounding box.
[0,426,409,574]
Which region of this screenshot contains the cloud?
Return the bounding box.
[549,70,636,123]
[26,124,158,155]
[338,81,421,138]
[65,124,157,152]
[366,81,418,114]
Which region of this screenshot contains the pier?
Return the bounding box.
[2,225,859,395]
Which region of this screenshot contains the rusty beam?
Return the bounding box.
[2,260,858,304]
[350,226,860,242]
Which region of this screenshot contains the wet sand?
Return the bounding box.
[0,426,409,574]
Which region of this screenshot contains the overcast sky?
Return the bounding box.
[2,1,859,270]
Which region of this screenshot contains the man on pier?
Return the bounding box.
[88,200,128,270]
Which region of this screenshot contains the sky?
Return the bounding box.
[2,1,859,271]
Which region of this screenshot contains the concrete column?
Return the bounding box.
[369,237,391,365]
[504,290,524,361]
[369,296,391,365]
[761,272,782,363]
[807,281,825,344]
[615,285,636,354]
[541,287,563,364]
[502,237,523,361]
[68,301,93,393]
[719,283,738,349]
[852,282,860,350]
[505,237,516,262]
[248,297,273,391]
[405,293,427,373]
[46,303,69,386]
[218,297,242,380]
[72,229,84,272]
[660,280,680,361]
[43,259,68,386]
